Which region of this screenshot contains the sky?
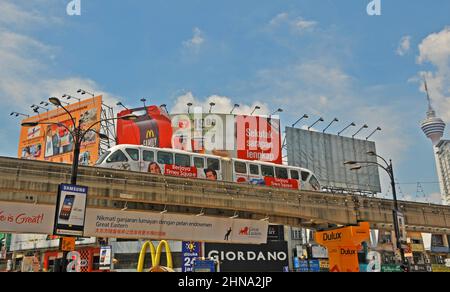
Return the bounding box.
[1,0,449,203]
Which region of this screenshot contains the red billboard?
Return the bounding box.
[117,106,173,148]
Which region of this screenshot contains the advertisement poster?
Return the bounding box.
[0,201,54,234]
[264,177,299,190]
[182,241,201,272]
[99,246,112,270]
[54,184,88,237]
[116,106,173,148]
[18,96,103,165]
[84,208,268,244]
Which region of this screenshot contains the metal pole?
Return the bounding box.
[389,160,406,267]
[70,125,81,185]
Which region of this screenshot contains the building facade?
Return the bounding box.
[436,140,450,205]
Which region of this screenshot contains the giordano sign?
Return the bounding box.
[137,241,174,272]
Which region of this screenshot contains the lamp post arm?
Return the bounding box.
[57,104,77,130]
[349,161,390,174]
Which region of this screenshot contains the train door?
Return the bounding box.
[233,160,248,183]
[141,149,156,173]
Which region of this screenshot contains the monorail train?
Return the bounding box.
[95,144,321,191]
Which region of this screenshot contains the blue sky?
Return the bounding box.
[1,0,450,202]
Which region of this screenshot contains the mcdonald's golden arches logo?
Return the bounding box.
[146,129,155,139]
[137,240,174,272]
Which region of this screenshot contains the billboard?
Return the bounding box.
[286,127,381,193]
[171,113,282,164]
[18,96,103,166]
[205,241,289,272]
[116,106,173,148]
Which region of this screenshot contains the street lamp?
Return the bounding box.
[77,89,95,97]
[10,112,30,118]
[116,102,129,110]
[187,103,193,114]
[271,108,283,116]
[160,104,169,114]
[308,117,324,131]
[62,94,81,103]
[31,104,49,113]
[292,114,309,128]
[323,118,339,133]
[338,122,356,136]
[24,97,137,185]
[344,154,406,267]
[352,124,369,139]
[250,106,261,116]
[209,102,216,114]
[366,127,382,140]
[230,104,240,115]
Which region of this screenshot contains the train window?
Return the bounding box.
[125,148,139,161]
[143,151,154,162]
[234,162,247,174]
[157,151,173,165]
[276,167,288,179]
[194,157,205,169]
[250,164,259,175]
[290,170,299,180]
[261,165,274,177]
[207,158,220,171]
[106,150,128,163]
[301,171,310,181]
[175,154,191,167]
[96,151,111,165]
[310,175,321,191]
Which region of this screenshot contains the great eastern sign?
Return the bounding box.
[205,241,289,272]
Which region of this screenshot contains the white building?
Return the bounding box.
[420,83,447,205]
[436,140,450,205]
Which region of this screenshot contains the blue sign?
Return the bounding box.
[299,260,309,272]
[309,260,320,272]
[182,241,201,272]
[293,257,300,269]
[193,259,216,272]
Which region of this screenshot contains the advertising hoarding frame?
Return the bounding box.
[53,184,88,237]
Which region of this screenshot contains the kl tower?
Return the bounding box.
[421,80,446,203]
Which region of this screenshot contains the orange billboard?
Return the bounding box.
[18,96,103,166]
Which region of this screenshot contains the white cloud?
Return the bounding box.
[183,27,205,52]
[267,12,317,34]
[396,35,411,56]
[415,27,450,122]
[171,92,269,116]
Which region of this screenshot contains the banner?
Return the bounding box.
[18,96,103,166]
[264,177,299,190]
[54,184,88,237]
[182,241,201,272]
[84,208,268,244]
[0,201,54,234]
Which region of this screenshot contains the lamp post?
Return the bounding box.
[323,118,339,133]
[366,127,382,140]
[344,153,406,267]
[338,122,356,136]
[187,103,193,114]
[209,102,216,114]
[22,97,137,185]
[230,104,240,115]
[352,124,369,139]
[77,89,95,97]
[250,106,261,116]
[292,114,309,128]
[62,94,81,103]
[308,117,324,131]
[270,108,283,116]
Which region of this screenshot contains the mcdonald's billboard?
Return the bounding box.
[17,96,103,166]
[116,106,173,148]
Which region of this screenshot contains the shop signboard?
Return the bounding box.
[309,259,320,272]
[0,201,54,234]
[299,260,309,272]
[193,259,216,272]
[205,241,288,272]
[182,241,201,272]
[431,264,450,272]
[381,264,402,272]
[54,184,88,237]
[267,225,284,241]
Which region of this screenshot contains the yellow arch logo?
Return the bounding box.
[137,240,174,272]
[146,130,155,139]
